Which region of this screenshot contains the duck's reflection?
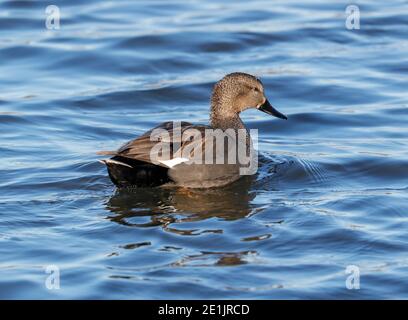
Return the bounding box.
[170,250,257,267]
[105,176,256,232]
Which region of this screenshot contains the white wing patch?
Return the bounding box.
[159,157,189,168]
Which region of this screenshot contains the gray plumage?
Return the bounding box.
[98,72,287,188]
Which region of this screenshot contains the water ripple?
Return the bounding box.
[0,0,407,299]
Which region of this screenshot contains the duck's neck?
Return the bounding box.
[210,103,246,131]
[210,104,253,154]
[211,113,245,130]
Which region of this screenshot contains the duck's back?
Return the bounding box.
[99,121,251,188]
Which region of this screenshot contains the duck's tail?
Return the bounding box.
[99,156,170,188]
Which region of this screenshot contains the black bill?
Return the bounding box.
[258,99,287,120]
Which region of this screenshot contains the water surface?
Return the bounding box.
[0,0,407,299]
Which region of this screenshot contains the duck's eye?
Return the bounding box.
[253,87,260,92]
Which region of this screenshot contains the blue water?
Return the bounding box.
[0,0,407,299]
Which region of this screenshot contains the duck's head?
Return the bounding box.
[211,72,287,120]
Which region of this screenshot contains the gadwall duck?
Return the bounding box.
[99,72,287,188]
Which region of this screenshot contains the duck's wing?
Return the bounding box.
[99,121,212,168]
